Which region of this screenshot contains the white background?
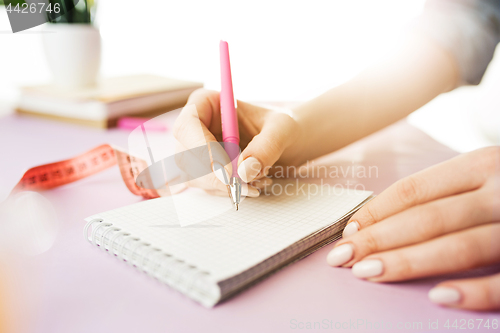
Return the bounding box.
[0,0,498,152]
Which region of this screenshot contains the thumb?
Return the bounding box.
[237,112,298,183]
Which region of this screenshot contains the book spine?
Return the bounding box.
[83,218,219,307]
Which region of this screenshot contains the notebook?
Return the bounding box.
[84,181,373,307]
[17,75,203,128]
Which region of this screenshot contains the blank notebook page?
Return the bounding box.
[86,184,372,282]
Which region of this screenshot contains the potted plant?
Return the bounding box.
[42,0,100,89]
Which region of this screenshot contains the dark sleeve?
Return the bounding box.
[414,0,500,85]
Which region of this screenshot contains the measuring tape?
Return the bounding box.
[10,144,162,199]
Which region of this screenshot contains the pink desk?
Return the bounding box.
[0,113,499,333]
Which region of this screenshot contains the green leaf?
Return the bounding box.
[47,0,94,24]
[3,0,28,5]
[1,0,95,24]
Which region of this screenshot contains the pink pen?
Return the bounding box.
[220,40,242,210]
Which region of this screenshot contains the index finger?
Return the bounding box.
[172,89,232,181]
[173,89,222,149]
[344,148,496,236]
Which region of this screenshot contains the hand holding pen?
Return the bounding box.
[171,56,301,203]
[219,40,242,210]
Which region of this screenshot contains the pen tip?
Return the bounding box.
[236,204,239,211]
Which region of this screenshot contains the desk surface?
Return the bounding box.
[0,113,499,333]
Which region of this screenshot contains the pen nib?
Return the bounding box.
[229,177,241,211]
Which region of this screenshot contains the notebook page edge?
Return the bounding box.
[216,195,374,302]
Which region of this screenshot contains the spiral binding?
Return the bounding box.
[84,218,219,306]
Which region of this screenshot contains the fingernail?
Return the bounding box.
[326,244,354,266]
[212,162,230,185]
[238,157,262,183]
[352,259,383,278]
[343,221,359,238]
[428,287,461,305]
[245,186,260,198]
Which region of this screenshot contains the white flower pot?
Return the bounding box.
[42,24,101,89]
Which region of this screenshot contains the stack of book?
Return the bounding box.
[17,74,203,128]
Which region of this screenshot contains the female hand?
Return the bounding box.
[327,147,500,311]
[172,89,302,196]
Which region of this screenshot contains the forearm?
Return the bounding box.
[292,34,460,164]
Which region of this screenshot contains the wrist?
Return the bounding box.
[289,90,344,165]
[288,105,316,166]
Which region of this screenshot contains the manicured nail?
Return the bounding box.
[241,183,260,198]
[428,287,461,305]
[247,186,260,197]
[212,162,230,185]
[326,244,354,266]
[343,221,359,238]
[352,259,383,278]
[238,157,262,183]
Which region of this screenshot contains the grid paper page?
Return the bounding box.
[86,182,372,282]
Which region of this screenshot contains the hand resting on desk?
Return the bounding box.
[328,147,500,311]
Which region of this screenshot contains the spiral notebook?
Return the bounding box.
[84,182,373,307]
